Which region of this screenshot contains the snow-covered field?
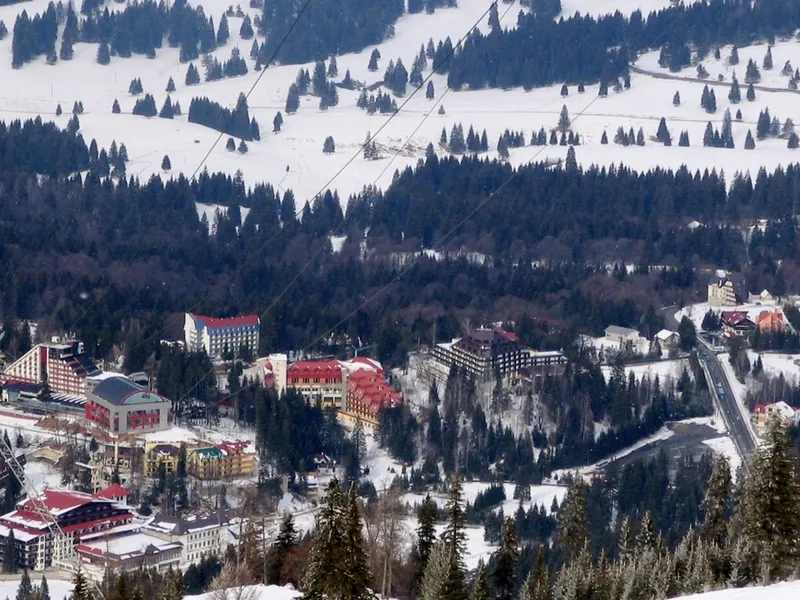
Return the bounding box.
[140,417,257,445]
[186,584,302,600]
[601,358,689,383]
[0,0,798,213]
[670,581,800,600]
[0,578,73,600]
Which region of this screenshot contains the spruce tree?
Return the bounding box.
[161,155,171,171]
[555,479,588,560]
[789,132,800,149]
[600,130,608,144]
[745,130,755,149]
[17,570,32,600]
[745,59,761,83]
[701,455,731,547]
[159,96,174,119]
[497,136,509,159]
[323,136,335,153]
[71,569,90,600]
[678,130,690,146]
[729,73,741,103]
[273,111,283,132]
[239,15,254,39]
[741,416,800,582]
[560,84,568,96]
[420,542,450,600]
[637,511,656,551]
[217,14,229,45]
[327,55,338,77]
[285,84,300,114]
[56,103,62,116]
[747,82,756,101]
[414,494,437,588]
[166,77,176,92]
[470,561,490,600]
[368,48,380,71]
[656,117,669,143]
[185,64,200,86]
[238,140,248,153]
[267,513,297,584]
[39,576,49,600]
[96,41,110,65]
[2,530,15,573]
[303,479,347,600]
[226,137,236,151]
[343,485,373,600]
[492,519,519,600]
[672,90,680,106]
[557,105,570,131]
[763,46,773,70]
[112,99,120,113]
[440,475,467,600]
[729,45,739,65]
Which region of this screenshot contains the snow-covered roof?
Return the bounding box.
[768,401,796,420]
[655,329,678,341]
[78,532,182,560]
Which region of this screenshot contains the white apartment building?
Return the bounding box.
[183,313,260,358]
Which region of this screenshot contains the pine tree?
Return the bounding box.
[557,105,570,131]
[160,154,172,171]
[368,48,380,71]
[2,530,15,573]
[323,136,335,153]
[636,127,645,146]
[701,455,731,546]
[729,45,739,65]
[327,56,338,77]
[273,111,283,132]
[17,570,32,600]
[601,130,608,144]
[239,15,254,39]
[745,129,756,149]
[420,541,450,600]
[497,136,509,160]
[67,115,80,134]
[351,420,366,459]
[470,561,490,600]
[251,117,260,140]
[560,84,568,97]
[238,140,248,153]
[672,90,680,106]
[763,46,773,70]
[285,84,300,114]
[745,59,761,84]
[414,494,437,585]
[226,137,236,151]
[71,569,90,600]
[721,108,734,148]
[637,511,656,551]
[267,513,297,584]
[747,83,756,101]
[39,576,49,600]
[678,130,690,146]
[159,96,174,119]
[438,105,445,115]
[166,77,176,92]
[112,99,120,113]
[492,519,519,600]
[757,108,771,139]
[185,64,201,86]
[217,14,229,45]
[656,117,669,143]
[556,479,588,560]
[343,485,373,600]
[789,132,800,149]
[741,416,800,582]
[96,41,110,64]
[729,73,741,103]
[565,145,578,171]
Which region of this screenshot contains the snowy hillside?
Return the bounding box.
[670,581,800,600]
[0,0,798,211]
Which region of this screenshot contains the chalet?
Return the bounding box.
[655,329,680,350]
[720,311,755,338]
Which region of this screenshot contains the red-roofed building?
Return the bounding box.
[184,313,260,358]
[756,310,785,333]
[94,484,132,506]
[720,311,755,338]
[287,360,347,408]
[0,489,133,570]
[342,368,402,426]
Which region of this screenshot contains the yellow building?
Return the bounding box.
[144,442,181,477]
[188,440,256,480]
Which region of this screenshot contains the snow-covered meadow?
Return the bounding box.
[0,0,798,213]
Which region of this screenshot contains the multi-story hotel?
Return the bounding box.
[2,340,100,397]
[184,313,260,358]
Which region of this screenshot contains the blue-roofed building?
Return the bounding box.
[85,376,172,435]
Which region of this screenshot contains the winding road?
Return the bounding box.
[661,306,757,460]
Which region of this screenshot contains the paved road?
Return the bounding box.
[660,305,757,459]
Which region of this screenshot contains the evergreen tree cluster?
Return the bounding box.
[188,94,260,141]
[203,46,248,82]
[615,126,647,147]
[132,94,157,117]
[129,77,144,95]
[700,85,717,113]
[356,89,398,114]
[384,58,409,96]
[445,0,800,91]
[259,0,404,64]
[11,5,57,68]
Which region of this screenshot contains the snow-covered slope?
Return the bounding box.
[670,581,800,600]
[0,0,798,210]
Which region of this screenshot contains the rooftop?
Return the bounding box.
[191,314,260,330]
[78,532,182,560]
[91,376,168,406]
[605,325,638,336]
[95,483,132,499]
